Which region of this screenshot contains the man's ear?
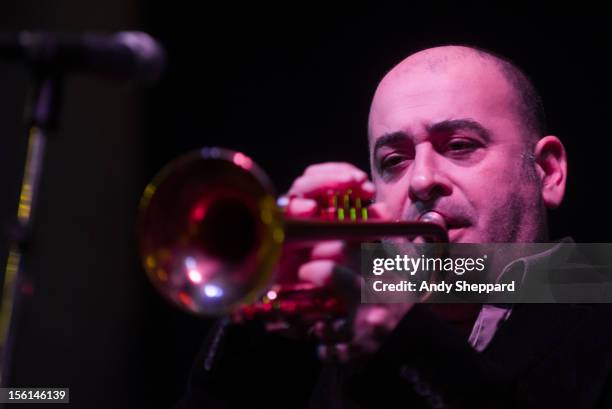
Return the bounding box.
[534,135,567,209]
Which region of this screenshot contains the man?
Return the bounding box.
[178,45,612,408]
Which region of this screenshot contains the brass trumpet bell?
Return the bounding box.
[138,147,284,315]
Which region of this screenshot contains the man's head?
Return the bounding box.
[368,45,567,243]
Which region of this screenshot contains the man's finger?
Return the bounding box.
[367,202,392,220]
[355,305,392,336]
[288,174,375,199]
[309,318,350,343]
[317,343,352,363]
[310,240,346,262]
[298,260,335,286]
[298,260,360,294]
[285,197,318,217]
[303,163,368,180]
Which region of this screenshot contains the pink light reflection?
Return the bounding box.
[232,152,253,170]
[188,269,203,284]
[191,203,206,222]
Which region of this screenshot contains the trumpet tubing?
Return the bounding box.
[137,147,447,317]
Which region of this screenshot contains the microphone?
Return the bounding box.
[0,31,166,83]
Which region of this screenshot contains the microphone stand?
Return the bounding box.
[0,70,62,388]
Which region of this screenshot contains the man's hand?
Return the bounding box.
[281,162,414,363]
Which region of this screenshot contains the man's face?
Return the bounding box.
[369,52,544,243]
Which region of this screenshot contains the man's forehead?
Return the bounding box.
[369,46,515,140]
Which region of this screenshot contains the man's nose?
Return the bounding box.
[408,143,452,202]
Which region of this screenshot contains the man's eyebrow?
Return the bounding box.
[427,118,491,141]
[371,118,491,155]
[372,131,413,155]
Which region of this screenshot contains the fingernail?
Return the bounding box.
[362,181,375,193]
[290,198,317,214]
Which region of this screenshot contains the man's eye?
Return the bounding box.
[444,138,479,154]
[380,154,409,171]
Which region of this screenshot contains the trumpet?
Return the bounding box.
[137,147,447,321]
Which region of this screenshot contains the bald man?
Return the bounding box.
[178,46,612,409]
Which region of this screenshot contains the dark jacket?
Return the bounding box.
[177,301,612,409]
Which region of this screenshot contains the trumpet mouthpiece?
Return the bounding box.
[419,211,447,230]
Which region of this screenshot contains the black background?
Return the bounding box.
[0,5,610,408]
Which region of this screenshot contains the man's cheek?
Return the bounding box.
[375,188,403,218]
